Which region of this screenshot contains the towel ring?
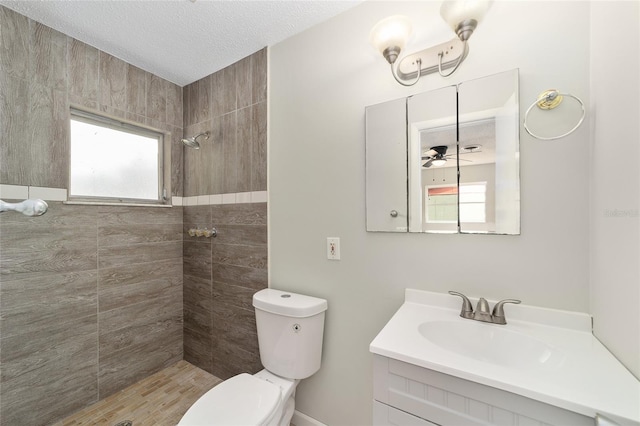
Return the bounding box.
[523,89,585,141]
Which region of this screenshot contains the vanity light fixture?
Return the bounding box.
[370,0,493,86]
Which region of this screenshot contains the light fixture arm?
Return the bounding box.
[390,58,422,87]
[438,39,468,78]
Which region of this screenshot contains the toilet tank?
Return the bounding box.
[253,289,327,380]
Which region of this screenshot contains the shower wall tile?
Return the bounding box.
[147,73,167,123]
[167,83,183,128]
[182,203,267,379]
[212,224,267,246]
[212,263,268,291]
[98,240,182,269]
[184,327,212,374]
[252,48,267,104]
[98,258,182,313]
[182,48,266,197]
[170,125,184,196]
[184,119,214,196]
[210,202,267,225]
[28,83,69,188]
[183,240,212,280]
[236,56,252,109]
[0,73,29,184]
[0,270,98,339]
[183,204,211,231]
[98,323,182,397]
[251,101,268,191]
[69,39,99,106]
[186,75,210,126]
[30,22,67,91]
[211,337,262,381]
[99,52,127,110]
[211,63,236,117]
[211,243,267,269]
[0,7,29,78]
[212,281,255,311]
[184,275,212,318]
[0,222,97,276]
[98,293,182,349]
[222,111,238,194]
[98,223,182,247]
[126,64,147,116]
[97,204,183,226]
[237,106,252,193]
[208,115,226,194]
[0,318,98,426]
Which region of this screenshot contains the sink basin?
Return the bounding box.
[418,320,566,370]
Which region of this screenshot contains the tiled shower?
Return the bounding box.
[0,6,267,425]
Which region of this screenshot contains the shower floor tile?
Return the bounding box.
[52,360,221,426]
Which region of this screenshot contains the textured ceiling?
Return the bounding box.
[1,0,361,86]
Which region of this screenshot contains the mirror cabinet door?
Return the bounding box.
[457,69,520,234]
[365,69,520,235]
[365,98,408,232]
[407,85,458,233]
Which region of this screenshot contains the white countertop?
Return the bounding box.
[370,289,640,425]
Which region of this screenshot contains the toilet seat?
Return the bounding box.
[178,373,281,426]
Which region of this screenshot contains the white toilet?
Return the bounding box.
[179,288,328,426]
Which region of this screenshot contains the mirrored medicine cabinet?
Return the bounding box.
[365,69,520,234]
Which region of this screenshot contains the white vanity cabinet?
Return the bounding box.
[373,354,592,426]
[369,290,640,426]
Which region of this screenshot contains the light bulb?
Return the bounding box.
[370,15,412,64]
[440,0,493,40]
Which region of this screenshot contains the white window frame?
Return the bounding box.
[69,108,165,205]
[425,181,487,224]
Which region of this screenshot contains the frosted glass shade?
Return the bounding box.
[440,0,493,30]
[369,15,412,54]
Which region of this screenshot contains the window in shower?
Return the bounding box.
[69,109,165,204]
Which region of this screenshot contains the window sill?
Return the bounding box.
[64,201,174,208]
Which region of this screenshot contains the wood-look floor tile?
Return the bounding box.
[54,361,221,426]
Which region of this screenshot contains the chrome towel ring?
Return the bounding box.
[524,89,585,141]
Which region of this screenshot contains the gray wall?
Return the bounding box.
[0,7,184,425]
[589,1,640,379]
[182,49,268,380]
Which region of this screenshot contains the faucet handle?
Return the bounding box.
[448,291,474,319]
[491,299,521,324]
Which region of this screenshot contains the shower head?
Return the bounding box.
[181,131,210,149]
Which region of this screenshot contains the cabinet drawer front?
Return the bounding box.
[373,355,593,426]
[374,400,438,426]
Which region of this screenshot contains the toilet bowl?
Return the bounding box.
[178,289,327,426]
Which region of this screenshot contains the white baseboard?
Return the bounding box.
[291,410,327,426]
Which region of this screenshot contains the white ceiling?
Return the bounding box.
[1,0,362,87]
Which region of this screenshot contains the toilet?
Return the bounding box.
[179,288,328,426]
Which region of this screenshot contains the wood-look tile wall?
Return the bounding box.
[183,203,267,379]
[0,6,184,195]
[0,7,184,426]
[182,48,268,379]
[0,203,183,426]
[183,48,267,197]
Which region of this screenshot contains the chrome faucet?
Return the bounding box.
[448,291,521,325]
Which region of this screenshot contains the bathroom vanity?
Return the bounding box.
[370,290,640,426]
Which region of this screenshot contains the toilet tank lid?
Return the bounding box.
[253,289,328,318]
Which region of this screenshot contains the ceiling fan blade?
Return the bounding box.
[422,159,434,168]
